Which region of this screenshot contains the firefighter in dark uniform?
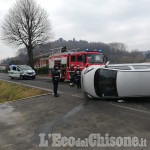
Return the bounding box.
[61,46,67,52]
[75,65,82,89]
[69,64,75,87]
[51,65,60,97]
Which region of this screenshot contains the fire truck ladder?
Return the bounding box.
[49,47,80,56]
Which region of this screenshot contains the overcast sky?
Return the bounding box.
[0,0,150,61]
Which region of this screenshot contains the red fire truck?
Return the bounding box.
[49,49,106,81]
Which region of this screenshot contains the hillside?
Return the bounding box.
[1,38,149,65]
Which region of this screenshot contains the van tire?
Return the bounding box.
[32,76,36,80]
[11,77,14,80]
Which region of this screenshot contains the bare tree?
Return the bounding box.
[1,0,52,68]
[109,42,127,63]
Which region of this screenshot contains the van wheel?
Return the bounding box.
[32,76,36,80]
[11,77,14,80]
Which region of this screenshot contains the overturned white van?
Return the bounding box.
[81,64,150,99]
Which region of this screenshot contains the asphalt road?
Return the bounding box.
[0,73,150,150]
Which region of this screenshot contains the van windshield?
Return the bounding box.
[19,66,32,70]
[87,53,103,63]
[94,69,118,97]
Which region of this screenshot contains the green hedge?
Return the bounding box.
[35,65,49,74]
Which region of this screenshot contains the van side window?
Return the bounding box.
[71,56,76,62]
[77,55,82,62]
[12,66,16,71]
[17,68,20,71]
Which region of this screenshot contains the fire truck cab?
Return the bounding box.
[49,50,106,81]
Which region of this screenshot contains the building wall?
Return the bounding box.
[0,66,7,73]
[34,57,49,68]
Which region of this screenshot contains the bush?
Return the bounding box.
[35,65,49,74]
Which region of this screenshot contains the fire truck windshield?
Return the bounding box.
[87,53,103,63]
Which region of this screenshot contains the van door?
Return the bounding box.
[16,67,21,78]
[11,66,20,78]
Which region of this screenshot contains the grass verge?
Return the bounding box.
[0,80,49,103]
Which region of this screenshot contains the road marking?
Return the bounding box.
[110,103,150,115]
[72,94,85,99]
[4,144,14,147]
[71,95,150,115]
[0,79,63,93]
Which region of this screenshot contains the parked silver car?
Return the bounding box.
[81,64,150,99]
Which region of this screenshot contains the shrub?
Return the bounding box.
[35,65,49,74]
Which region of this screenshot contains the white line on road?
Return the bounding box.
[72,95,85,99]
[110,103,150,115]
[71,95,150,115]
[72,94,150,115]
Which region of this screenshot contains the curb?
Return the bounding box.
[0,79,53,92]
[0,79,63,105]
[0,93,53,105]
